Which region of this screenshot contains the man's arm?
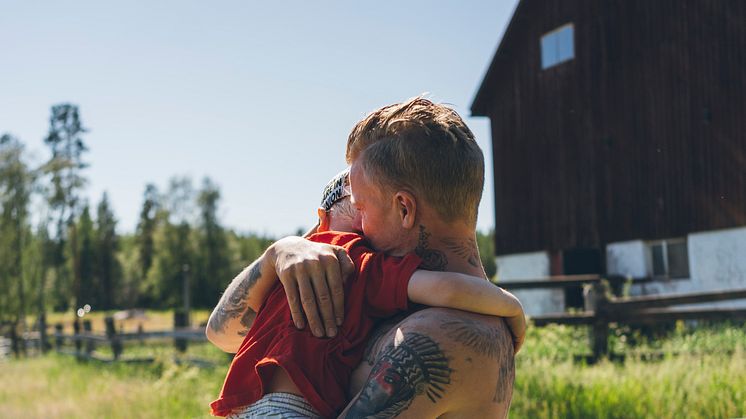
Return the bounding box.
[407,270,526,352]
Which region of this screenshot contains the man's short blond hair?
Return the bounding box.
[346,97,484,226]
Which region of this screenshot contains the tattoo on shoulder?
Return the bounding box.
[363,314,409,366]
[208,261,262,334]
[345,332,452,418]
[440,237,480,268]
[439,318,505,359]
[440,318,514,403]
[415,225,448,271]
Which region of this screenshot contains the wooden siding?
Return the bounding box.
[473,0,746,255]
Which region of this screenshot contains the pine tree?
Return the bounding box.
[136,184,159,281]
[75,204,96,309]
[0,134,33,328]
[195,177,231,308]
[42,104,89,311]
[96,192,120,309]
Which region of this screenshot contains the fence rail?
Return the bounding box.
[3,312,212,363]
[499,276,746,361]
[497,274,652,290]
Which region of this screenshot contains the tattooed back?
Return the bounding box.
[346,307,515,419]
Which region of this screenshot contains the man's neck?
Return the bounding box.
[412,222,486,278]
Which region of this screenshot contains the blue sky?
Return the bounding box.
[0,1,518,236]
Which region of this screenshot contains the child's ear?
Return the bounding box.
[394,191,416,229]
[317,208,330,232]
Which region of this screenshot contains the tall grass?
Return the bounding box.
[511,322,746,418]
[0,353,223,418]
[1,322,744,418]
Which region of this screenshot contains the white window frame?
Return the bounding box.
[646,238,690,279]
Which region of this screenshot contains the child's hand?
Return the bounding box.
[506,309,526,354]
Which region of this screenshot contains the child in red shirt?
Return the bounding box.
[211,169,524,418]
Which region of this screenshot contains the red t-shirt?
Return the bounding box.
[210,232,422,417]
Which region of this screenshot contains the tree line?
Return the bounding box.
[0,103,497,333]
[0,104,274,331]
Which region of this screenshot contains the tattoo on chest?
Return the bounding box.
[345,332,452,418]
[415,225,448,271]
[440,318,515,403]
[208,262,261,333]
[440,237,480,268]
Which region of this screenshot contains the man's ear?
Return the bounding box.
[394,191,417,229]
[317,208,330,232]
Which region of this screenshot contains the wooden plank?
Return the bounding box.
[609,288,746,311]
[498,275,650,290]
[613,307,746,323]
[53,328,207,343]
[498,274,599,289]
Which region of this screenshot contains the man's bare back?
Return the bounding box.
[344,308,514,418]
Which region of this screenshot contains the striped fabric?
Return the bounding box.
[226,392,321,419]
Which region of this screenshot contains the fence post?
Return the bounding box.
[73,319,82,356]
[9,326,20,358]
[174,310,188,353]
[38,313,49,354]
[83,319,94,356]
[591,281,611,361]
[105,316,122,361]
[137,323,145,345]
[54,323,64,352]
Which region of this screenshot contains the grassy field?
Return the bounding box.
[512,323,746,418]
[1,319,745,418]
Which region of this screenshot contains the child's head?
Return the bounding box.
[317,168,360,233]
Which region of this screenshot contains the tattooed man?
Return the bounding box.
[207,97,523,418]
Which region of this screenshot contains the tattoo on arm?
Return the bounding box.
[415,225,448,271]
[440,237,480,268]
[208,261,262,335]
[363,314,410,366]
[440,318,515,403]
[345,332,452,418]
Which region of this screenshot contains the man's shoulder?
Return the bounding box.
[346,307,514,418]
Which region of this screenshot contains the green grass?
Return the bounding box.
[1,322,745,418]
[0,348,226,418]
[511,322,746,418]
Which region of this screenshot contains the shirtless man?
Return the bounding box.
[208,97,520,418]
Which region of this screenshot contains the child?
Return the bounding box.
[211,169,525,418]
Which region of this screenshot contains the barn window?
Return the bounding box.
[648,238,690,279]
[541,24,574,69]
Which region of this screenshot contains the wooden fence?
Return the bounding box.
[3,313,213,365]
[499,275,746,361]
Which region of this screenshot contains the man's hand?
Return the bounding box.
[268,236,355,338]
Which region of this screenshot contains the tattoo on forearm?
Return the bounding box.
[415,225,448,271]
[440,318,514,403]
[345,332,452,418]
[440,237,480,268]
[208,261,262,334]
